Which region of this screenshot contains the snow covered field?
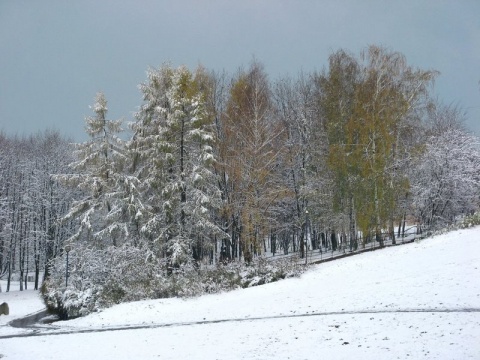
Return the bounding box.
[1,227,479,359]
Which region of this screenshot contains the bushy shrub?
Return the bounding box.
[461,212,480,229]
[149,256,304,298]
[42,248,306,319]
[41,244,166,319]
[236,256,302,287]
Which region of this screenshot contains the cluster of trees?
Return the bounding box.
[0,131,75,291]
[2,46,480,310]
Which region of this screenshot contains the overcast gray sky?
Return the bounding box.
[1,1,479,140]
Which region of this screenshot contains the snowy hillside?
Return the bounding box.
[1,226,479,359]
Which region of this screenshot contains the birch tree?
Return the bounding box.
[319,46,436,246]
[316,49,361,248]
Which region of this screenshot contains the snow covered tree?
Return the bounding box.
[0,131,73,291]
[412,104,480,227]
[221,61,287,262]
[274,73,323,257]
[30,131,75,286]
[129,65,223,269]
[56,92,127,246]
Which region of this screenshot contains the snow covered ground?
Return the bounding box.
[0,282,44,335]
[1,226,479,359]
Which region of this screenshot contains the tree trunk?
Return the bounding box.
[35,254,40,290]
[389,217,396,245]
[299,229,305,258]
[271,231,276,256]
[6,254,12,292]
[349,196,356,251]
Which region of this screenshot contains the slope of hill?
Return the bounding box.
[1,226,479,359]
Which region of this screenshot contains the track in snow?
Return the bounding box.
[2,307,479,340]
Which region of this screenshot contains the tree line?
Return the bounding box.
[0,131,75,291]
[1,45,479,305]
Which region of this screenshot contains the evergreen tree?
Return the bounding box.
[56,92,126,246]
[129,65,223,268]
